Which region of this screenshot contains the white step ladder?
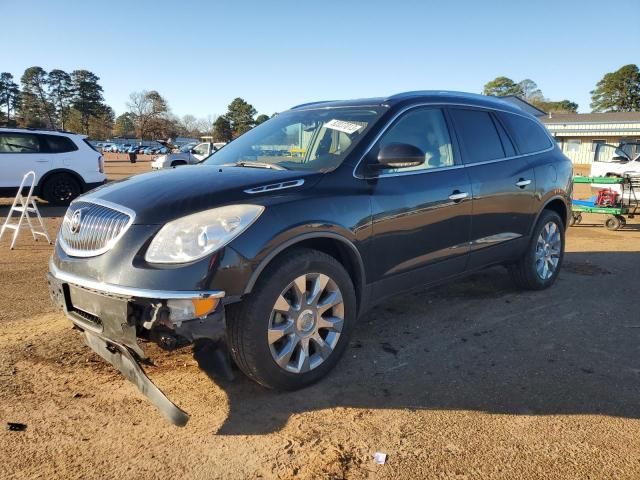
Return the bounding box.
[0,171,52,249]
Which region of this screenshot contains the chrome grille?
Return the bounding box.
[59,200,134,257]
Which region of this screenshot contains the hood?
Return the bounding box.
[81,165,319,224]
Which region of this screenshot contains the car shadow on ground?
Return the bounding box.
[204,251,640,435]
[0,202,67,219]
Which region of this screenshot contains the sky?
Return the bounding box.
[2,0,638,119]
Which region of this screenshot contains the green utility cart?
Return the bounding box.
[571,174,639,230]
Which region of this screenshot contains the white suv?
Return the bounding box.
[0,128,106,205]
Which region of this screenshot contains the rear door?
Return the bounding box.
[0,132,48,189]
[365,107,472,299]
[448,107,537,269]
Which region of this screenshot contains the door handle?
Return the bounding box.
[36,160,49,163]
[448,191,469,201]
[515,179,531,188]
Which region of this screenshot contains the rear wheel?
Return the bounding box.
[41,173,82,206]
[227,248,356,390]
[509,210,565,290]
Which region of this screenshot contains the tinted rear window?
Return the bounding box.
[41,134,78,153]
[448,109,505,164]
[497,112,552,154]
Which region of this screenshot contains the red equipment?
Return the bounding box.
[595,188,619,207]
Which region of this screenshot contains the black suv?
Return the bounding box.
[48,91,572,425]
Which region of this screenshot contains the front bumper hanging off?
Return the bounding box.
[47,260,227,427]
[83,333,190,426]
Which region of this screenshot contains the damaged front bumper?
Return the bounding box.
[47,260,227,426]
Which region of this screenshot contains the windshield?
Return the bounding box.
[179,143,197,152]
[203,107,384,172]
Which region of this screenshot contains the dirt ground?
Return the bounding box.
[1,200,640,479]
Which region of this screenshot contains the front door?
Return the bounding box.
[363,107,472,299]
[191,142,211,162]
[0,132,49,190]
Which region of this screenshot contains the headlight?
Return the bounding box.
[145,204,264,264]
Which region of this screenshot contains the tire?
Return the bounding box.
[41,173,82,206]
[605,215,622,231]
[226,248,357,390]
[509,210,565,290]
[171,161,187,167]
[569,213,582,227]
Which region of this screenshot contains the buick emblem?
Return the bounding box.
[70,209,83,234]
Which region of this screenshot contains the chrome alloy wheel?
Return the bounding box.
[268,273,345,374]
[535,221,562,280]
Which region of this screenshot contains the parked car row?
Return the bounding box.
[96,143,169,155]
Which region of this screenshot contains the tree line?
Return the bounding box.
[483,64,640,113]
[0,67,113,138]
[114,92,271,142]
[2,63,638,141]
[0,66,272,142]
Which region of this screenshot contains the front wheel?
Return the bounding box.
[227,248,356,390]
[509,210,565,290]
[41,173,82,206]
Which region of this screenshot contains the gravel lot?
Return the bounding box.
[1,194,639,479]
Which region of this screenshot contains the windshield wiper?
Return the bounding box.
[227,161,288,170]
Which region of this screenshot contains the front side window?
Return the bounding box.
[497,112,552,154]
[448,109,505,164]
[372,108,454,173]
[204,107,384,172]
[0,133,40,153]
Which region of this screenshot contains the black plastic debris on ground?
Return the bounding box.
[380,342,399,355]
[7,422,27,432]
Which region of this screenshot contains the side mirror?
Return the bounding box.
[612,155,629,163]
[190,148,197,154]
[371,143,425,170]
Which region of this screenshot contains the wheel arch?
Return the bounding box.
[37,168,87,194]
[244,232,366,315]
[542,196,569,230]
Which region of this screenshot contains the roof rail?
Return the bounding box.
[290,100,337,110]
[0,126,77,134]
[385,90,491,102]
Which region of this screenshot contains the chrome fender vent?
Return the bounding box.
[244,179,305,194]
[58,200,135,257]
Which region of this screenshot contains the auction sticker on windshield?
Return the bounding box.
[324,119,363,135]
